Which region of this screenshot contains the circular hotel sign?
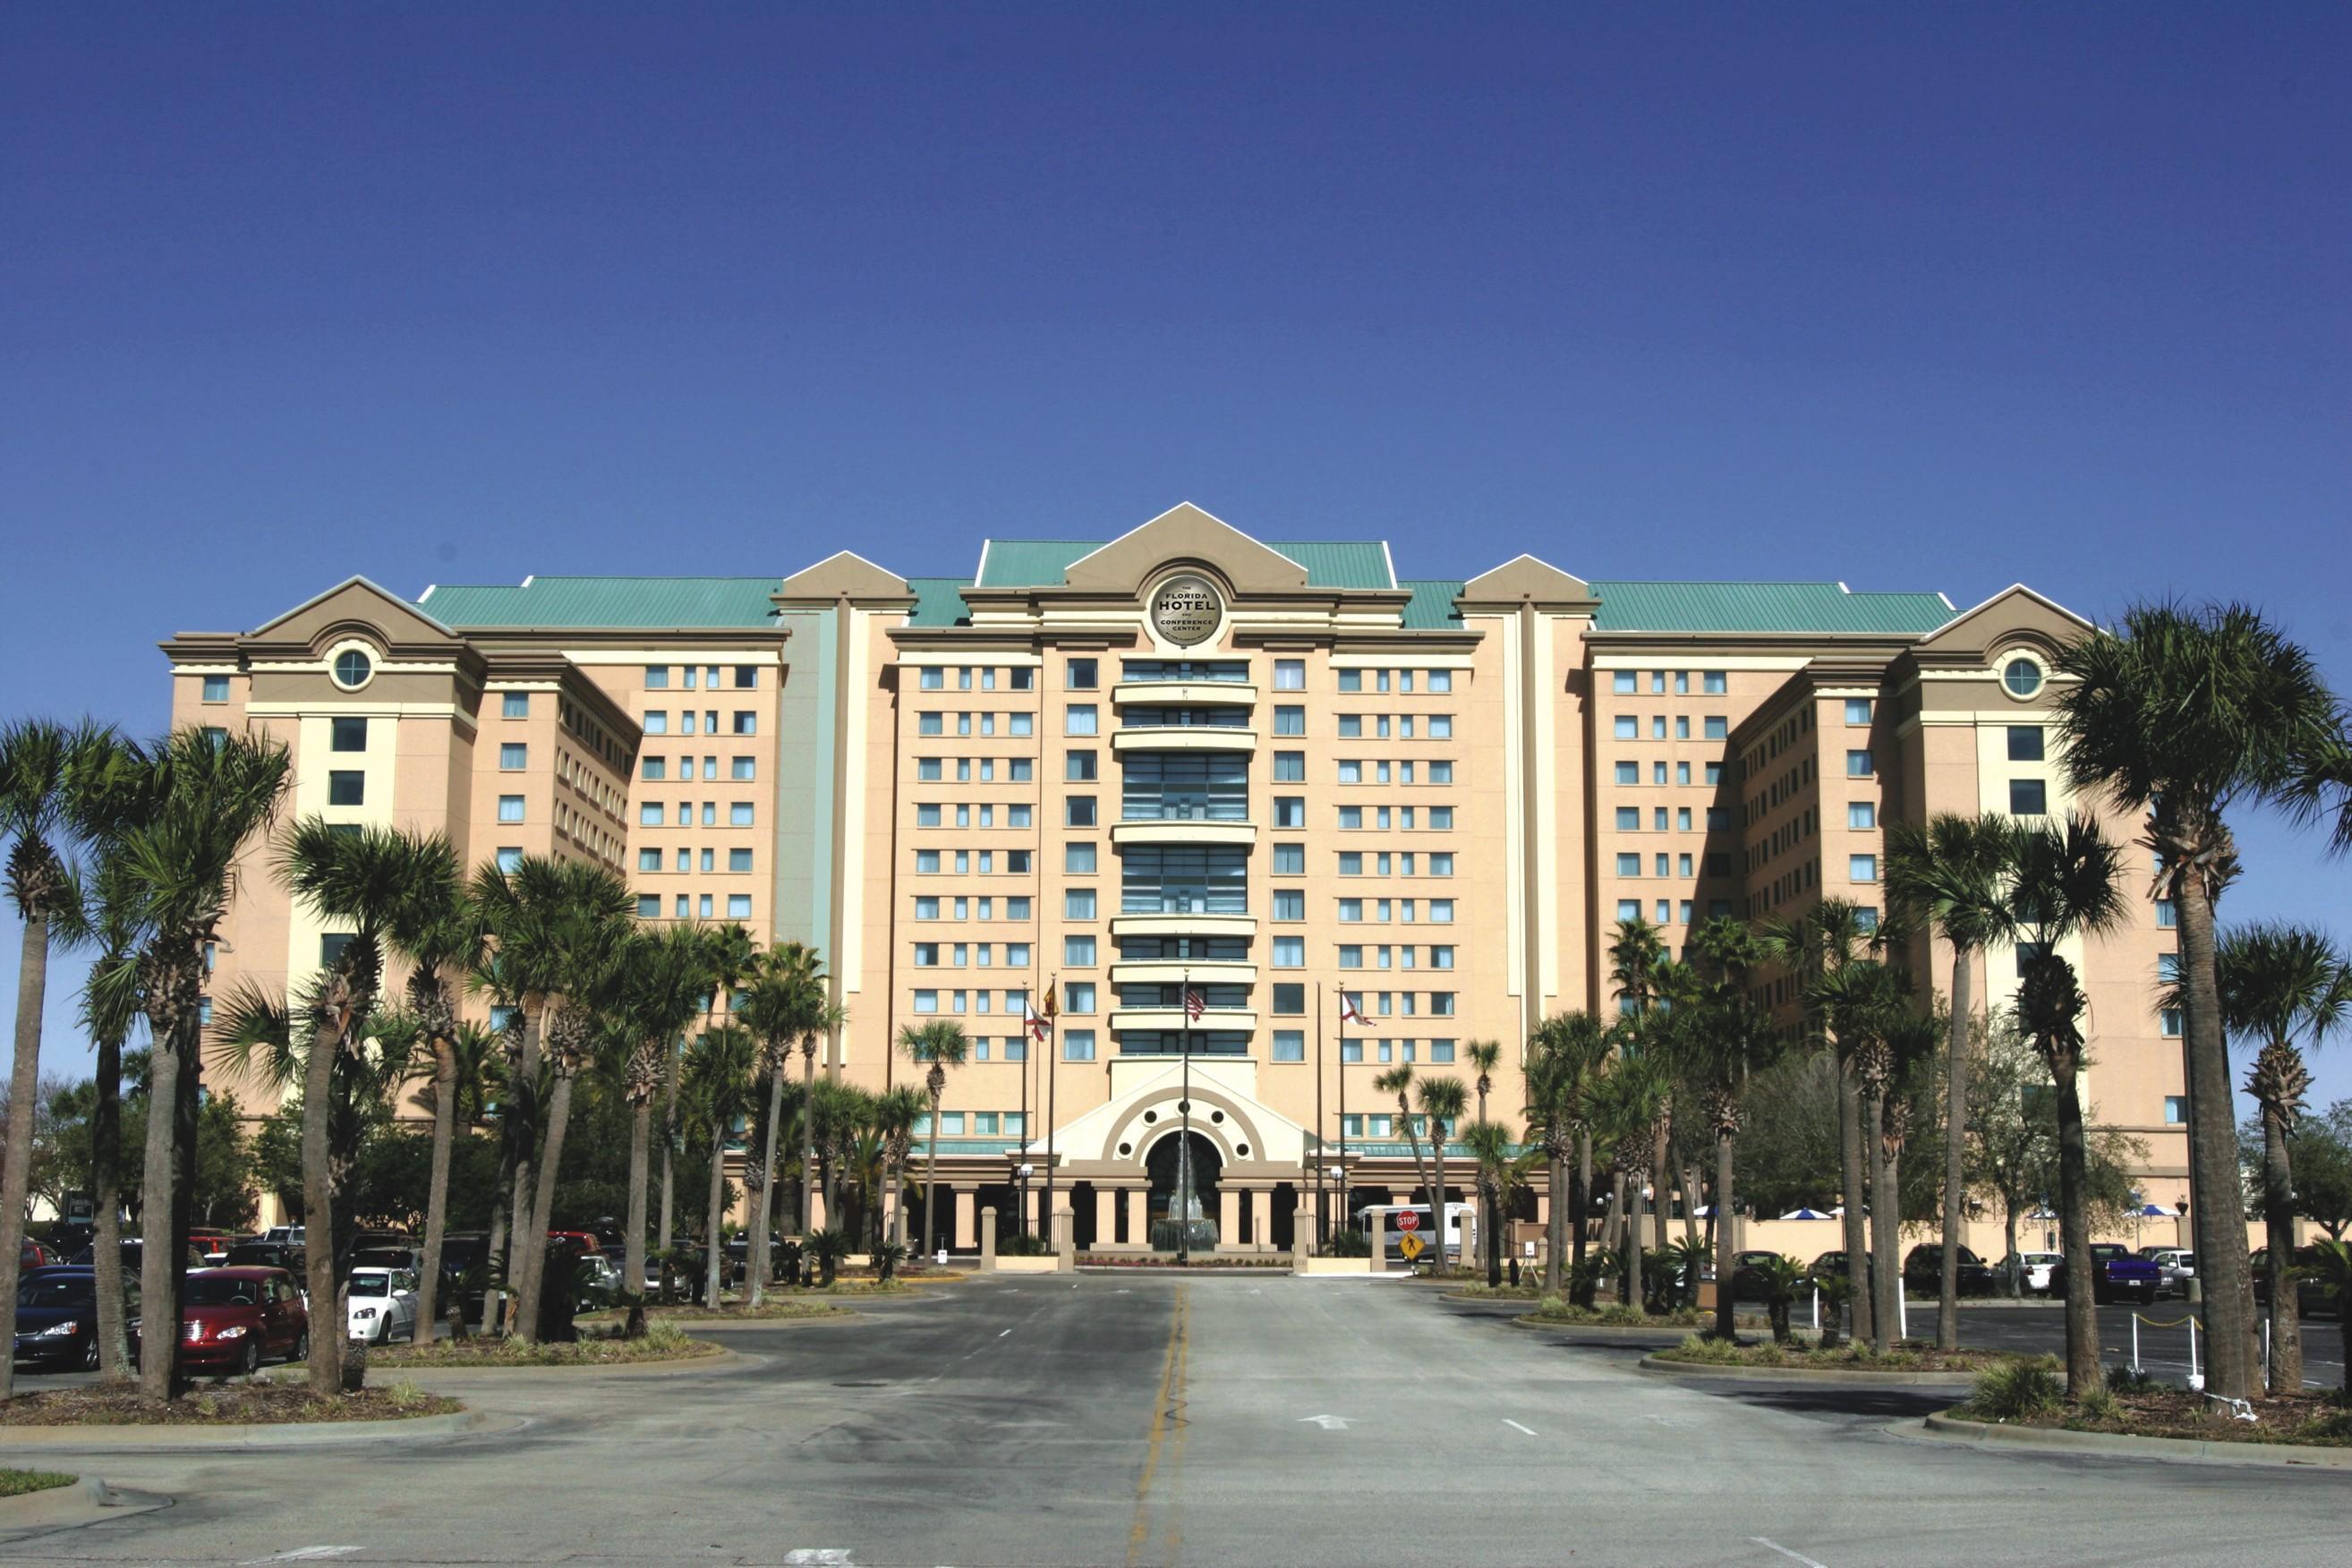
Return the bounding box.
[1151,574,1223,646]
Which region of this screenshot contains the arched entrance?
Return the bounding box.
[1144,1129,1223,1252]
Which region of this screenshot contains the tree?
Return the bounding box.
[1464,1041,1502,1126]
[1523,1011,1608,1296]
[873,1085,928,1250]
[1415,1078,1468,1272]
[1886,814,2018,1351]
[64,839,149,1378]
[742,942,833,1294]
[1583,1052,1666,1309]
[2055,601,2349,1400]
[682,1023,758,1308]
[681,923,758,1248]
[2284,1099,2352,1240]
[899,1021,968,1256]
[614,923,711,1318]
[1,718,113,1401]
[2207,922,2351,1393]
[2008,814,2129,1396]
[1689,991,1787,1341]
[1459,1119,1534,1288]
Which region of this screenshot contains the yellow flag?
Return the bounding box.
[1040,980,1059,1021]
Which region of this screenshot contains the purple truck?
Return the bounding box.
[2088,1243,2160,1305]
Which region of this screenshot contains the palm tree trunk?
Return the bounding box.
[1649,1122,1671,1251]
[703,1118,728,1310]
[483,1125,515,1334]
[413,1035,457,1346]
[1937,946,1973,1351]
[625,1099,651,1322]
[2002,1206,2023,1299]
[515,1068,577,1342]
[1545,1152,1567,1296]
[1836,1053,1875,1346]
[921,1091,944,1255]
[800,1044,818,1233]
[1675,1157,1701,1248]
[0,909,50,1402]
[89,1027,128,1377]
[1603,1172,1627,1300]
[2174,869,2258,1399]
[2261,1100,2303,1392]
[1866,1094,1898,1354]
[137,1002,192,1405]
[302,1007,345,1397]
[1572,1131,1593,1283]
[657,1034,682,1250]
[1626,1172,1645,1308]
[1714,1130,1736,1342]
[2051,1046,2101,1397]
[748,1060,786,1306]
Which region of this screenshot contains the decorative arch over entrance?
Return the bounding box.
[1142,1128,1222,1251]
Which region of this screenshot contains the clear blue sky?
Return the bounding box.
[5,5,2348,1111]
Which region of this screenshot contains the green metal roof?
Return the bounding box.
[1587,581,1954,635]
[976,539,1393,591]
[1400,579,1466,630]
[907,576,975,628]
[420,576,784,629]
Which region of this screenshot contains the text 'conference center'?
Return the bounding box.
[165,503,2182,1251]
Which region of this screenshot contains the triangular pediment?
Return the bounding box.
[249,576,461,652]
[1913,584,2090,661]
[776,550,915,605]
[1459,554,1597,610]
[1061,503,1311,595]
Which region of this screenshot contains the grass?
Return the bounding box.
[370,1320,722,1368]
[1657,1334,2019,1372]
[630,1299,855,1321]
[0,1384,462,1427]
[0,1469,78,1497]
[1444,1283,1543,1300]
[1523,1296,1715,1329]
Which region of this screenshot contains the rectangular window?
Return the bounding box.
[1615,762,1639,785]
[2163,1094,2186,1123]
[331,717,368,752]
[1065,889,1097,920]
[636,894,660,917]
[2156,899,2177,928]
[1614,715,1638,740]
[644,666,670,689]
[1612,670,1637,694]
[1273,842,1305,873]
[200,673,231,703]
[730,802,754,826]
[1066,658,1098,690]
[731,756,755,780]
[1274,660,1305,691]
[1271,1029,1306,1062]
[499,742,527,771]
[1616,852,1640,876]
[1066,704,1098,736]
[1845,698,1874,725]
[1271,983,1305,1015]
[1274,705,1306,736]
[731,712,754,735]
[2009,779,2048,815]
[1064,981,1095,1014]
[642,757,667,781]
[1065,796,1097,828]
[328,771,365,805]
[2007,726,2046,762]
[1848,801,1876,830]
[913,990,939,1015]
[729,848,754,873]
[637,848,660,872]
[1702,716,1727,740]
[1849,854,1878,883]
[643,712,669,736]
[1274,797,1306,828]
[1271,934,1306,967]
[1338,669,1363,694]
[1274,888,1306,920]
[1274,751,1306,782]
[499,691,529,719]
[1615,807,1640,831]
[728,894,752,918]
[637,801,663,825]
[1846,750,1874,777]
[1062,1030,1097,1062]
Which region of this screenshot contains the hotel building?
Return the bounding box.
[165,503,2184,1254]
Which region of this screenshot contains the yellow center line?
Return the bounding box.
[1163,1287,1192,1567]
[1127,1285,1189,1566]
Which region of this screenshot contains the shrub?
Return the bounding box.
[804,1228,851,1286]
[2075,1385,2118,1422]
[2108,1364,2157,1393]
[873,1240,909,1283]
[998,1231,1052,1257]
[1538,1293,1567,1317]
[1967,1357,2064,1422]
[1322,1229,1370,1258]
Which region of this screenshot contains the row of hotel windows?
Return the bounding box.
[644,755,757,781]
[639,847,756,873]
[908,985,1458,1017]
[1615,760,1727,787]
[1334,760,1454,784]
[641,801,758,827]
[641,711,758,736]
[644,665,762,690]
[638,892,756,919]
[911,937,1461,970]
[1617,805,1734,833]
[1614,714,1731,741]
[916,756,1037,781]
[1616,852,1735,879]
[1611,670,1731,695]
[1617,897,1740,926]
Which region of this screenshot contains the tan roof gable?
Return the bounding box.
[1061,502,1310,593]
[775,550,916,607]
[246,576,462,652]
[1457,554,1598,611]
[1913,584,2091,661]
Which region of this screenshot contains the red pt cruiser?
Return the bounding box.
[135,1266,310,1377]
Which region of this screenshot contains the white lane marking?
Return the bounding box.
[1751,1538,1828,1568]
[782,1553,855,1566]
[1503,1419,1538,1436]
[239,1552,362,1565]
[998,1328,1012,1337]
[1298,1413,1354,1430]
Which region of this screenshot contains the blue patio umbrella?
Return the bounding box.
[1779,1206,1834,1220]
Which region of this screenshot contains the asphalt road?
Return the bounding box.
[4,1276,2348,1567]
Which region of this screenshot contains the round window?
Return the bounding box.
[1141,1110,1157,1125]
[2002,656,2043,699]
[1235,1143,1249,1158]
[1209,1109,1225,1124]
[332,648,374,689]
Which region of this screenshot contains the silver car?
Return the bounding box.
[2148,1248,2196,1298]
[1997,1250,2063,1294]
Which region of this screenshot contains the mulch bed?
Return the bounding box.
[0,1385,459,1427]
[1660,1339,2015,1372]
[371,1326,720,1368]
[635,1300,854,1321]
[2058,1389,2352,1447]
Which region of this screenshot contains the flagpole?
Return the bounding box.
[1334,986,1347,1246]
[1018,993,1032,1242]
[1044,973,1060,1252]
[1314,981,1326,1247]
[1180,967,1192,1265]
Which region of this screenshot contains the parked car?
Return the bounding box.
[18,1239,55,1271]
[224,1240,307,1278]
[1901,1244,1996,1297]
[133,1266,309,1377]
[344,1266,420,1343]
[1725,1249,1785,1300]
[575,1253,622,1312]
[13,1266,137,1372]
[262,1225,307,1246]
[186,1227,235,1265]
[1994,1250,2063,1294]
[67,1238,209,1273]
[2088,1243,2160,1304]
[350,1245,423,1275]
[2253,1247,2339,1319]
[2145,1248,2197,1298]
[1808,1250,1875,1291]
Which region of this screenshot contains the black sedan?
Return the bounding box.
[1902,1243,1997,1297]
[12,1266,135,1372]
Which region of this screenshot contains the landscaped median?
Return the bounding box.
[0,1381,476,1448]
[1920,1359,2352,1466]
[1,1468,79,1497]
[369,1321,728,1368]
[1638,1334,2014,1383]
[1504,1295,1774,1337]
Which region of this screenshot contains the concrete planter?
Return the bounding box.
[988,1255,1068,1274]
[1294,1256,1378,1276]
[1920,1411,2352,1469]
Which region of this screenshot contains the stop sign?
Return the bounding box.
[1396,1210,1420,1232]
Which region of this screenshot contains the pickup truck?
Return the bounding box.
[2087,1243,2160,1305]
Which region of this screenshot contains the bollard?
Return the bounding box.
[2131,1312,2141,1375]
[2187,1316,2202,1391]
[981,1206,999,1271]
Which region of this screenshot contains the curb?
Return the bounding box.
[0,1478,172,1531]
[379,1344,741,1379]
[1918,1411,2352,1470]
[1635,1353,1979,1385]
[0,1406,513,1452]
[638,1312,864,1334]
[1507,1317,1711,1338]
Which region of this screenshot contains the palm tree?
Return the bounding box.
[0,719,113,1399]
[617,922,710,1313]
[1607,915,1667,1015]
[64,839,148,1379]
[2055,601,2348,1400]
[1371,1066,1434,1261]
[1759,898,1879,1347]
[379,852,481,1346]
[1690,992,1785,1341]
[2210,923,2352,1393]
[1414,1077,1468,1271]
[896,1022,968,1254]
[683,1022,759,1308]
[2008,814,2129,1396]
[1523,1011,1609,1296]
[1828,959,1914,1352]
[810,1077,874,1244]
[1459,1120,1534,1288]
[742,942,832,1289]
[277,818,454,1392]
[1886,814,2019,1351]
[110,729,290,1402]
[1584,1053,1666,1310]
[1465,1040,1502,1125]
[873,1084,928,1249]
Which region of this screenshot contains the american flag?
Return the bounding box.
[1183,987,1206,1022]
[1339,992,1373,1029]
